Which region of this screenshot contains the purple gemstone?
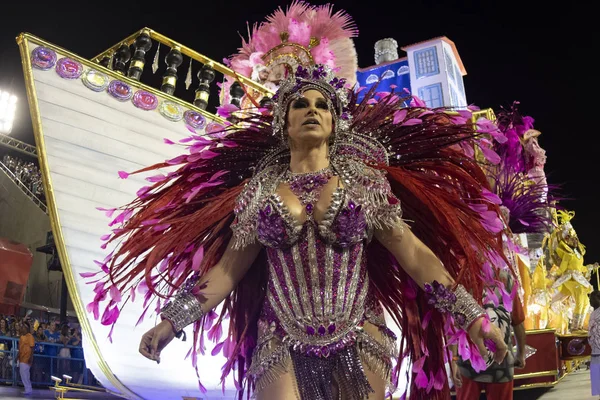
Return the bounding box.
[306,325,315,335]
[306,203,313,213]
[264,204,272,215]
[31,46,57,70]
[55,57,83,79]
[184,110,206,130]
[328,323,336,334]
[318,325,326,336]
[320,346,330,358]
[107,80,133,101]
[348,201,356,210]
[132,90,158,110]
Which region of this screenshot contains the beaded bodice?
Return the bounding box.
[232,158,403,352]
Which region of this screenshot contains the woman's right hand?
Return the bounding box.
[139,320,177,364]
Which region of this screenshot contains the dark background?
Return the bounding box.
[1,1,597,262]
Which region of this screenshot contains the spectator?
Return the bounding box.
[58,325,71,376]
[0,154,45,202]
[588,291,600,396]
[69,327,83,384]
[32,327,47,383]
[11,321,21,338]
[44,321,60,375]
[0,318,12,380]
[34,326,45,343]
[17,321,34,395]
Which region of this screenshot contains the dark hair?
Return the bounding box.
[590,291,600,309]
[22,321,30,331]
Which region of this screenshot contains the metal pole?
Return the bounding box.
[60,273,68,324]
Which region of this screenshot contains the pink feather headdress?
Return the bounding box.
[222,1,359,105]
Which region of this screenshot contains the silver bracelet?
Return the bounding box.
[424,281,485,330]
[452,284,486,330]
[160,291,204,333]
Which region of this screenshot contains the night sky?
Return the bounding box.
[1,1,597,262]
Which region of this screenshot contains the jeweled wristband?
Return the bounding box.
[160,292,204,333]
[424,281,485,330]
[452,284,486,330]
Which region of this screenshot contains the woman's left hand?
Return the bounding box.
[468,317,508,365]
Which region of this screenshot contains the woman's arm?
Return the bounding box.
[139,236,262,362]
[374,224,454,288]
[375,223,507,364]
[191,238,263,313]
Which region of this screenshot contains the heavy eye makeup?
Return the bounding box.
[291,97,330,110]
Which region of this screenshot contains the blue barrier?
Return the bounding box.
[0,335,99,388]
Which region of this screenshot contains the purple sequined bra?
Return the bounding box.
[231,159,404,399]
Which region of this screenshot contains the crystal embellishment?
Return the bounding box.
[31,46,57,70]
[184,110,206,129]
[81,70,110,92]
[107,80,133,101]
[132,90,158,111]
[159,101,184,122]
[55,57,83,79]
[283,167,333,218]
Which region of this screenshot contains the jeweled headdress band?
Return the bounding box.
[271,65,353,142]
[253,64,390,174]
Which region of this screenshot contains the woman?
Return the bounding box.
[58,325,71,376]
[11,320,20,338]
[588,291,600,397]
[90,64,510,399]
[0,318,11,380]
[32,326,46,384]
[69,327,83,384]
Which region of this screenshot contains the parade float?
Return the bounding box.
[470,104,599,390]
[13,3,596,399]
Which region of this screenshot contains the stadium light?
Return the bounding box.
[0,90,18,134]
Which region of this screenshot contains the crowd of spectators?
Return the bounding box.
[0,313,85,385]
[1,154,45,202]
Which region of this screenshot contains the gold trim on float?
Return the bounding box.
[513,371,569,391]
[17,32,228,127]
[514,370,558,380]
[16,34,139,400]
[525,328,556,335]
[556,332,590,338]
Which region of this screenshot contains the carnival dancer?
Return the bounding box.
[88,62,512,400]
[550,210,593,331]
[86,4,514,400]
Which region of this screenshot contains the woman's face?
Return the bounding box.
[286,89,333,147]
[0,319,5,330]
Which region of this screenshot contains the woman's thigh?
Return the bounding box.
[255,359,300,400]
[358,321,389,400]
[360,361,386,400]
[257,321,390,400]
